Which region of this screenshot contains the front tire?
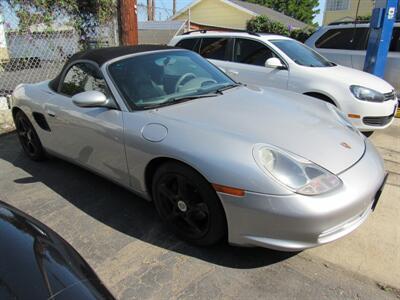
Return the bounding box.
[152,162,226,246]
[14,111,46,161]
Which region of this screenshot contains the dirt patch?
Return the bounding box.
[0,109,15,135]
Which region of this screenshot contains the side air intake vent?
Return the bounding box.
[32,112,51,131]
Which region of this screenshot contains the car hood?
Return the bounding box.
[0,201,115,300]
[153,86,365,174]
[305,65,394,93]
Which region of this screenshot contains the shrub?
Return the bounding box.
[247,15,316,42]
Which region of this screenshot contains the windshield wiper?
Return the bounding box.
[141,93,219,109]
[215,83,242,94]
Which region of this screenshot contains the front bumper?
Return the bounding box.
[343,98,397,131]
[218,139,386,251]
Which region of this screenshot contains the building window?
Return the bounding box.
[326,0,350,11]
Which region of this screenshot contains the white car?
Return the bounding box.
[305,22,400,92]
[169,32,398,134]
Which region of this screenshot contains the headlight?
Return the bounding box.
[253,144,342,195]
[350,85,384,102]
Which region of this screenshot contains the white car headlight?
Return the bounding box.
[253,145,342,195]
[350,85,384,102]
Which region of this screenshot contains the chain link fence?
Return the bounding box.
[0,3,119,98]
[0,2,185,99]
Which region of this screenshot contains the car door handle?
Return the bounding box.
[228,70,239,75]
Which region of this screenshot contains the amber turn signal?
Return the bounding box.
[347,114,361,119]
[212,184,245,196]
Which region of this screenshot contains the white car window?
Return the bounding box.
[233,39,276,66]
[176,38,201,52]
[199,38,230,60]
[315,28,369,50]
[271,39,334,67]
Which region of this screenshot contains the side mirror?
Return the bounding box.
[72,91,109,108]
[265,57,285,69]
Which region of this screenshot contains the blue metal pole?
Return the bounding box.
[363,0,399,78]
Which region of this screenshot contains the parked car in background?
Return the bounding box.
[11,45,388,251]
[305,22,400,92]
[0,200,115,300]
[169,31,398,135]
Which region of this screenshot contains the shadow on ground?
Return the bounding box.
[0,133,297,269]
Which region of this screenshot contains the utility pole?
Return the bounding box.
[118,0,138,45]
[152,0,156,21]
[147,0,152,21]
[147,0,156,21]
[173,0,176,15]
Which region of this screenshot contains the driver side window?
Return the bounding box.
[60,62,111,98]
[234,39,275,66]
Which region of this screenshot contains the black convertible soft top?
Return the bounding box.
[49,44,177,91]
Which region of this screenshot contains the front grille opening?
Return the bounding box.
[363,115,394,126]
[383,90,396,101]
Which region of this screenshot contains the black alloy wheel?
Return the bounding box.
[15,111,46,161]
[153,162,226,246]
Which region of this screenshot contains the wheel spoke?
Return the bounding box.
[177,176,191,199]
[20,119,29,131]
[159,183,178,205]
[166,210,179,221]
[189,203,209,217]
[27,140,37,153]
[18,130,27,137]
[183,215,202,235]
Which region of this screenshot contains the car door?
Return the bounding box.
[225,38,289,89]
[43,61,129,186]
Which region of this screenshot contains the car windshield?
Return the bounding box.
[271,39,335,67]
[108,50,236,109]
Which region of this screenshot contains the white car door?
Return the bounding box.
[44,61,129,186]
[220,38,289,89]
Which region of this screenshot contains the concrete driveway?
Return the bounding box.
[0,120,399,299]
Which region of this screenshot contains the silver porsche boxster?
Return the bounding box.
[11,45,387,251]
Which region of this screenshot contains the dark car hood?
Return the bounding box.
[0,201,114,300]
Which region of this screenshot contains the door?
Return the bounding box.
[44,62,129,186]
[224,38,289,89]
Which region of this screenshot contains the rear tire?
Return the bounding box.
[14,111,46,161]
[152,162,226,246]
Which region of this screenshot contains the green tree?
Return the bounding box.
[4,0,116,46]
[247,15,316,42]
[246,0,320,25]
